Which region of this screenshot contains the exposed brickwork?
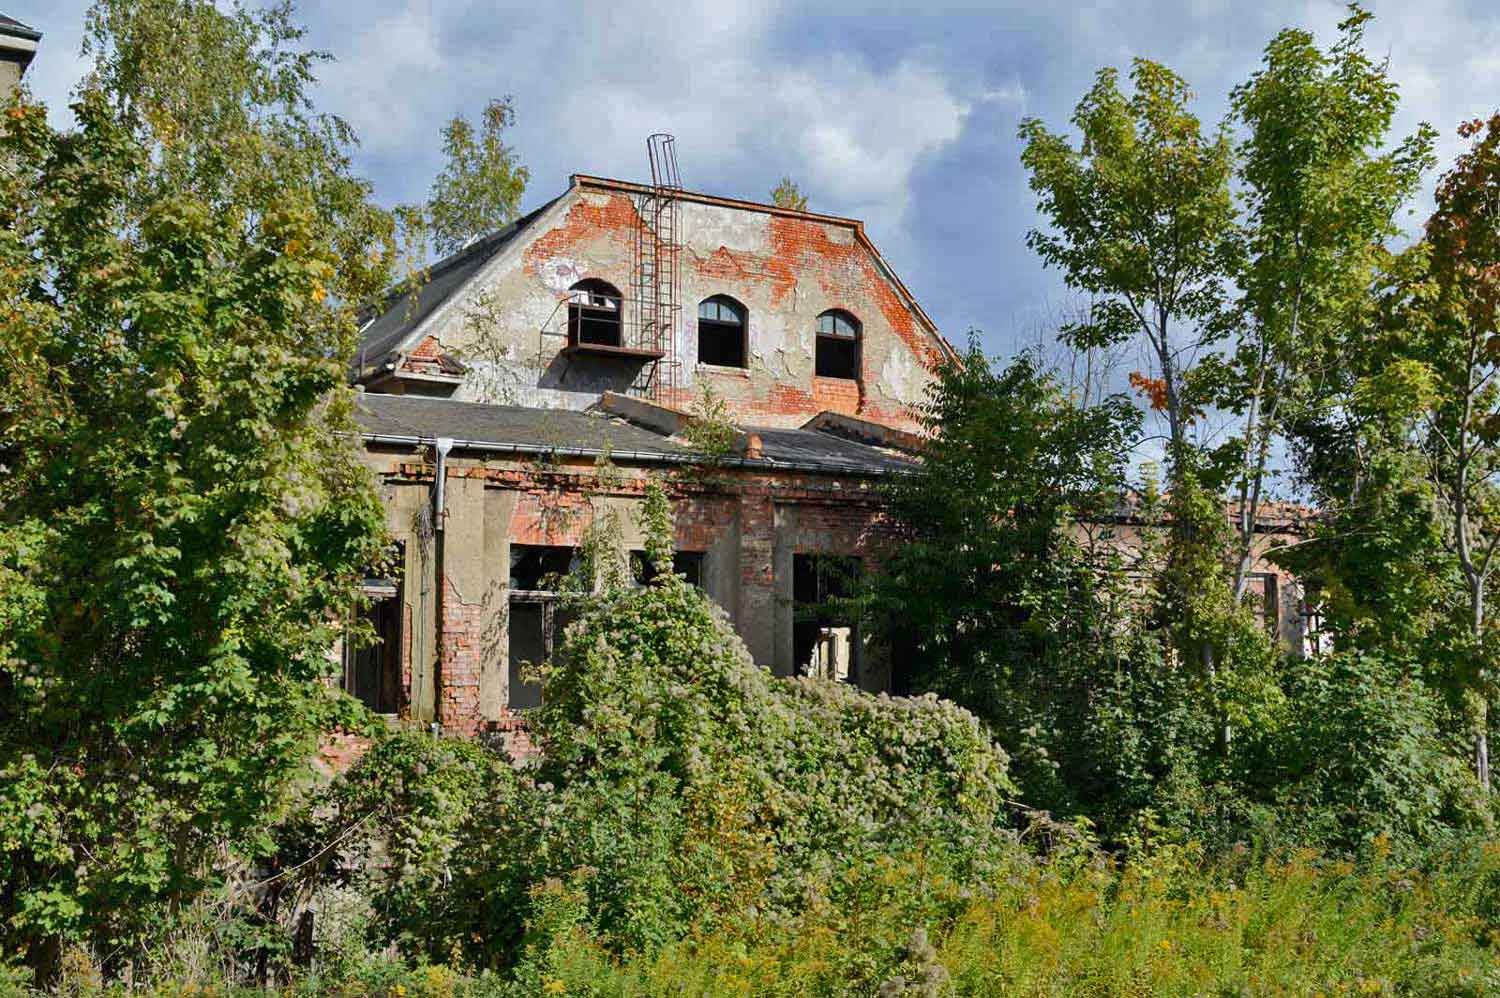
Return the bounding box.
[521,191,640,283]
[315,731,373,779]
[766,213,945,370]
[438,574,485,735]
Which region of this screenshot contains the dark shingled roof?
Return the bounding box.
[0,14,40,40]
[352,198,559,376]
[354,394,913,476]
[356,394,695,457]
[745,426,915,475]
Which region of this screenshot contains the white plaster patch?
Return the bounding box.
[541,258,588,294]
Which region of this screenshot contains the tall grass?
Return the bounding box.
[23,838,1497,996]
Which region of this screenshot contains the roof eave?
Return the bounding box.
[357,429,903,478]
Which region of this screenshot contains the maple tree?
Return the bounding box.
[0,0,396,975]
[1420,114,1500,789]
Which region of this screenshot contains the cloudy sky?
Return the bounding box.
[10,0,1500,359]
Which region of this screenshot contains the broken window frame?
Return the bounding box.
[793,552,863,682]
[697,295,748,368]
[1300,577,1330,657]
[566,278,624,348]
[815,309,861,380]
[1245,571,1281,640]
[344,541,405,715]
[506,544,583,710]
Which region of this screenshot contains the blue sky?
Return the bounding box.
[10,0,1500,361]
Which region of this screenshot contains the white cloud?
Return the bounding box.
[301,0,986,255]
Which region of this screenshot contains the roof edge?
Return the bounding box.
[0,16,41,43]
[351,193,570,381]
[571,174,863,228]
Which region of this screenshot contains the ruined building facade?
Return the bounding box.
[346,171,1308,748]
[349,174,951,746]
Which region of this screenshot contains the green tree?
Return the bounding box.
[769,176,808,211]
[0,0,395,974]
[426,96,529,256]
[1277,115,1500,795]
[1216,4,1435,602]
[1417,114,1500,789]
[867,340,1155,819]
[1019,59,1236,480]
[1020,57,1259,759]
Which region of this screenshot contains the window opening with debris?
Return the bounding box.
[793,553,862,682]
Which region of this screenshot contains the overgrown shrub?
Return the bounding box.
[522,569,1017,954]
[280,551,1015,971]
[277,729,523,971]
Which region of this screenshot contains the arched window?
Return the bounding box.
[568,278,623,348]
[697,295,747,368]
[815,309,860,379]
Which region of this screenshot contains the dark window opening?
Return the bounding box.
[567,278,623,348]
[346,544,404,714]
[632,549,706,589]
[793,553,861,681]
[510,544,581,592]
[1246,572,1281,638]
[698,296,747,368]
[889,626,919,697]
[507,544,581,709]
[815,310,860,380]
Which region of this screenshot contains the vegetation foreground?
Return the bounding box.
[8,561,1500,996]
[6,0,1500,994]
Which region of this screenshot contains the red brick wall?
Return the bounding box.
[412,460,895,753]
[437,572,485,735]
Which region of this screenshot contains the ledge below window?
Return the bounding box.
[561,342,666,361]
[696,362,751,378]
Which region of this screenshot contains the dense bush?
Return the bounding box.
[527,571,1016,951]
[272,561,1016,973]
[1253,651,1491,856]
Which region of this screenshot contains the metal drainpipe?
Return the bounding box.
[431,437,454,728]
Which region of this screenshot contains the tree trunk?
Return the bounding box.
[1477,714,1490,794]
[1475,582,1491,793]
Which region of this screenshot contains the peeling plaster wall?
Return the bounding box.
[357,443,898,755]
[408,184,946,432]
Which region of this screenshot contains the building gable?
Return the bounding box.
[354,175,953,433]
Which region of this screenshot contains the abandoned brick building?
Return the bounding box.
[345,142,1308,747]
